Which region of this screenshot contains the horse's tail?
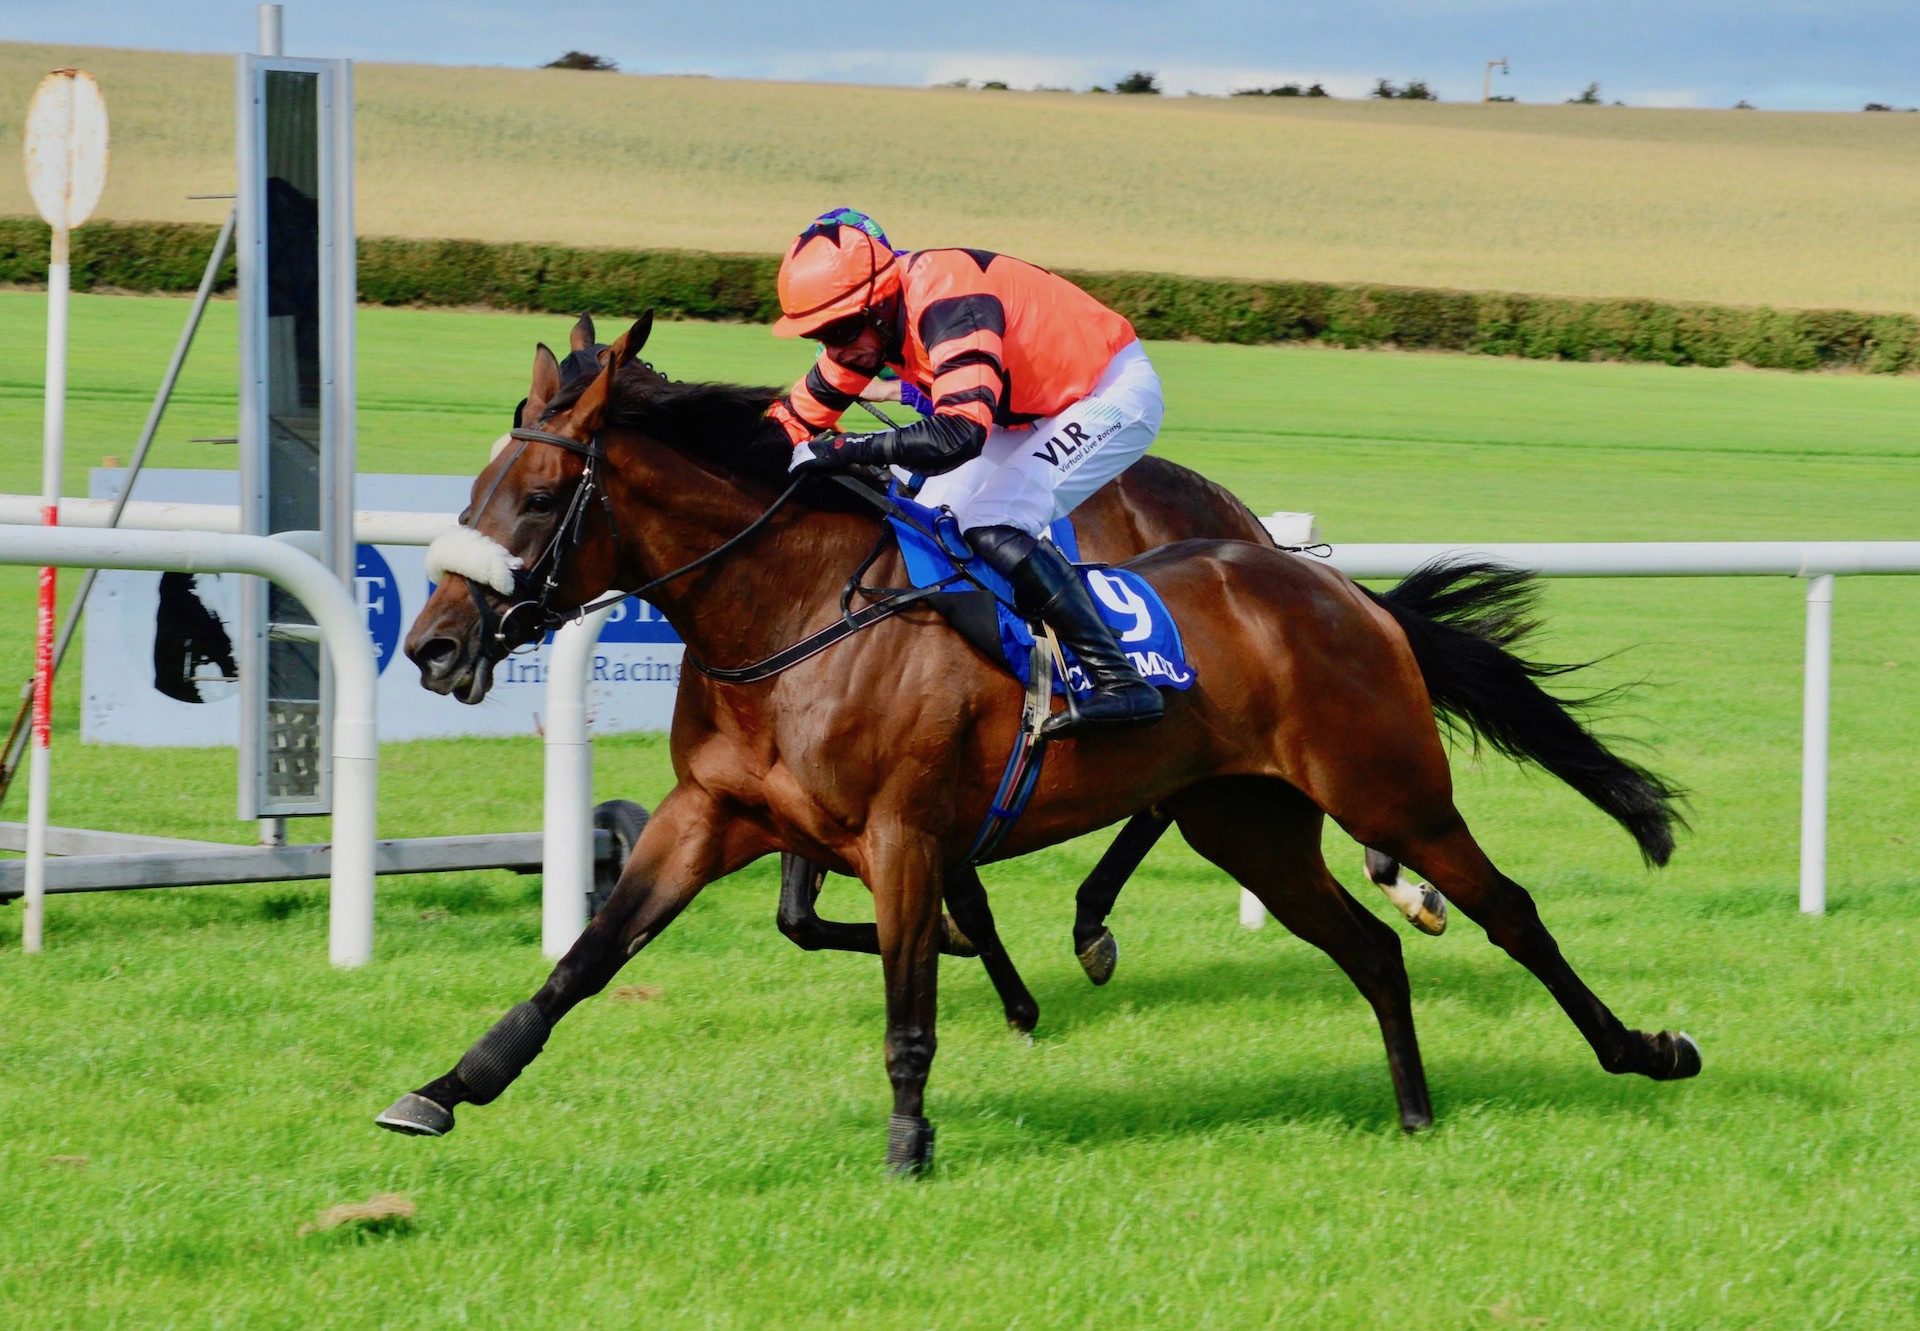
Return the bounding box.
[1365,557,1685,865]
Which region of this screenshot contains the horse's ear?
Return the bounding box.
[603,313,652,372]
[528,343,562,419]
[568,359,616,433]
[569,313,595,354]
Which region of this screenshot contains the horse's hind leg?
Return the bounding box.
[1070,807,1172,985]
[942,866,1039,1034]
[1364,848,1448,936]
[1170,778,1433,1132]
[776,852,978,959]
[1389,816,1700,1081]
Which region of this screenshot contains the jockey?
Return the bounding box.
[768,211,1166,736]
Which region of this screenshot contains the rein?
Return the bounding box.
[475,425,811,659]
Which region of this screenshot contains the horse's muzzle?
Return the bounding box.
[406,616,495,704]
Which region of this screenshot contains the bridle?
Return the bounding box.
[468,423,808,661]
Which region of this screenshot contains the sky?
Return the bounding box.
[2,1,1916,111]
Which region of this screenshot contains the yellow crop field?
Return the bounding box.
[3,41,1919,313]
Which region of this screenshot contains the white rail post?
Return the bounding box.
[1240,887,1266,929]
[1799,574,1834,915]
[541,604,618,958]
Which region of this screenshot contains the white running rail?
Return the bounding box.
[0,525,378,965]
[1313,539,1920,918]
[18,491,1911,940]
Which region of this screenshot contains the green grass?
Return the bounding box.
[2,292,1919,1327]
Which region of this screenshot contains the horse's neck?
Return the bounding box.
[609,445,884,670]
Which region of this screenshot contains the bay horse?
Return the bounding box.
[542,314,1448,1017]
[379,317,1698,1172]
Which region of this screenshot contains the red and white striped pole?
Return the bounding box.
[20,70,108,952]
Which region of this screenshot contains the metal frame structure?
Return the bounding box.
[234,51,356,818]
[0,525,376,964]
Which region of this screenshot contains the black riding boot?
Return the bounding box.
[968,525,1165,737]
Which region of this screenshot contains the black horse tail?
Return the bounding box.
[1366,557,1685,865]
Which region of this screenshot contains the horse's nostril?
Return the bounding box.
[414,636,460,674]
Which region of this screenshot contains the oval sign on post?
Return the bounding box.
[23,69,109,230]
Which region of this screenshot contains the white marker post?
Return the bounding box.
[20,70,108,952]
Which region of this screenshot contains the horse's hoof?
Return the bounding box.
[1077,928,1119,986]
[1410,887,1448,936]
[1657,1030,1702,1080]
[375,1092,454,1137]
[1005,999,1039,1036]
[886,1113,935,1176]
[1400,1110,1435,1134]
[940,915,979,958]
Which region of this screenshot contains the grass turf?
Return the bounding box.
[1,292,1918,1327]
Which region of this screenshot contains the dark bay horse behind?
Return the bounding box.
[380,318,1697,1172]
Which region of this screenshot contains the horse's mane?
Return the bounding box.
[543,362,793,487]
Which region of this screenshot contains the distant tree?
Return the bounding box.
[1087,84,1110,94]
[1566,82,1602,105]
[1488,94,1516,103]
[1864,102,1893,111]
[1305,82,1329,98]
[1732,99,1755,110]
[981,80,1011,91]
[1371,79,1435,100]
[543,51,617,72]
[1113,71,1162,95]
[1232,83,1306,98]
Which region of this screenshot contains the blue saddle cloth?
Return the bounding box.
[884,490,1197,698]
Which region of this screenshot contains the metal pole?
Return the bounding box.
[542,604,618,957]
[0,524,379,965]
[0,210,237,809]
[1800,575,1834,915]
[257,4,283,57]
[23,227,70,953]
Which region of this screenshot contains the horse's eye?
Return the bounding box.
[526,491,556,514]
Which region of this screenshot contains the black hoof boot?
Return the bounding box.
[886,1113,936,1176]
[1653,1030,1702,1080]
[375,1092,454,1137]
[1077,927,1119,986]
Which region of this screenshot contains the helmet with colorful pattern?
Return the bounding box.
[772,209,904,339]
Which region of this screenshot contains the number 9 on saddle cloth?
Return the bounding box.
[886,488,1196,698]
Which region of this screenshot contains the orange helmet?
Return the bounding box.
[772,222,903,339]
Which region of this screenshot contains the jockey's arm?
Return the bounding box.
[794,298,1005,473]
[769,354,879,445]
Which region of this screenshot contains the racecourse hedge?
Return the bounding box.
[4,216,1916,374]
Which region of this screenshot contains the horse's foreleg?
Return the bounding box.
[776,851,978,958]
[1396,817,1701,1081]
[941,866,1039,1034]
[377,785,739,1138]
[870,831,944,1174]
[1070,806,1171,984]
